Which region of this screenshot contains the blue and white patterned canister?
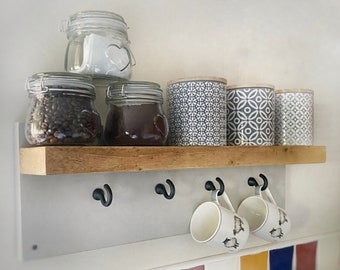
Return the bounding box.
[227,84,275,146]
[275,89,314,145]
[166,77,227,146]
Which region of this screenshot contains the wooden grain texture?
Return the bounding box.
[19,145,326,175]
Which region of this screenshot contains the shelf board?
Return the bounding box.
[19,145,326,175]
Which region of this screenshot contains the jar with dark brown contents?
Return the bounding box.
[104,81,168,145]
[25,72,101,145]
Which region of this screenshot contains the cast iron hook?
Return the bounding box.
[92,184,113,207]
[205,177,225,196]
[155,179,175,200]
[247,173,268,191]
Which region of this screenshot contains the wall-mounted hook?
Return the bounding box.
[205,177,225,196]
[155,179,175,200]
[92,184,113,207]
[247,173,268,191]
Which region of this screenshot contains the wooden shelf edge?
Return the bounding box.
[19,145,326,175]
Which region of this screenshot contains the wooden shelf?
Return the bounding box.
[19,145,326,175]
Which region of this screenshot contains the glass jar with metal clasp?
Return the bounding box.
[104,81,169,146]
[60,10,135,80]
[25,72,102,145]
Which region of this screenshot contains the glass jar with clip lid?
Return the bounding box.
[25,72,102,145]
[60,10,135,80]
[104,81,168,145]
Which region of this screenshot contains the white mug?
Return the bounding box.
[190,190,249,252]
[237,185,291,242]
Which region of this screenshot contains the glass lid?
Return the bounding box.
[26,72,96,97]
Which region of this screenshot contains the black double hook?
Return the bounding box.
[155,179,175,200]
[205,177,225,196]
[92,184,113,207]
[248,173,269,191]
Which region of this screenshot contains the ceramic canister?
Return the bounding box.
[275,89,314,145]
[166,77,227,146]
[227,84,275,146]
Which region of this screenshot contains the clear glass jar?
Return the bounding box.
[60,10,135,80]
[25,72,102,145]
[104,81,168,146]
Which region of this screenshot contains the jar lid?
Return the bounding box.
[227,84,275,90]
[26,72,96,97]
[275,89,314,94]
[106,81,163,104]
[60,10,129,40]
[167,76,227,86]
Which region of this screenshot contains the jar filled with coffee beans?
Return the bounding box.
[104,81,168,145]
[25,72,102,145]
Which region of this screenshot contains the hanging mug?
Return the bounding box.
[190,189,249,252]
[237,185,291,242]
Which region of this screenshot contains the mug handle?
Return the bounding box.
[211,189,236,213]
[264,188,277,206]
[255,185,278,206]
[211,190,220,204]
[222,192,236,213]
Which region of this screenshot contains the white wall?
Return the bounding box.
[1,0,339,269]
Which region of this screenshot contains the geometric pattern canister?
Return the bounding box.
[274,89,314,145]
[166,77,227,146]
[227,84,275,146]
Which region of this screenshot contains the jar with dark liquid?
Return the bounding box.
[104,81,168,145]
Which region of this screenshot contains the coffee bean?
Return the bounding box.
[26,93,101,145]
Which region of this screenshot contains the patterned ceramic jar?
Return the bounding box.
[166,77,227,146]
[275,89,314,145]
[227,84,275,146]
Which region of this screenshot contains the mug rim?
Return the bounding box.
[237,196,269,232]
[190,201,221,243]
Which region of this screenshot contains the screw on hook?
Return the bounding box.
[155,179,175,200]
[247,173,269,191]
[205,177,225,196]
[92,184,113,207]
